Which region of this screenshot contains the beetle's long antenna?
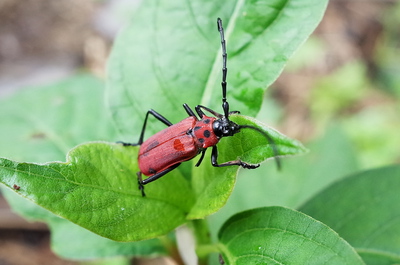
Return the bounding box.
[217,18,229,118]
[239,125,281,170]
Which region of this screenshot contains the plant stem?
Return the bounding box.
[191,219,220,265]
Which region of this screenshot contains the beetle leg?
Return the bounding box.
[137,109,173,144]
[194,105,206,118]
[137,163,181,197]
[195,105,241,119]
[195,149,207,167]
[183,103,198,119]
[195,105,223,118]
[118,109,173,146]
[210,145,260,169]
[136,171,146,197]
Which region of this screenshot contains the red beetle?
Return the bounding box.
[120,18,280,196]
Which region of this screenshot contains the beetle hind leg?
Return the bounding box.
[136,163,181,197]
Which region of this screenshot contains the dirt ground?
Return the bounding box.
[0,0,396,264]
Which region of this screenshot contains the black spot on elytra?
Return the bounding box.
[194,126,201,131]
[199,138,205,144]
[204,119,210,124]
[203,130,211,138]
[145,140,159,152]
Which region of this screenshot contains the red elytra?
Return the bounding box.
[119,18,280,196]
[138,115,218,176]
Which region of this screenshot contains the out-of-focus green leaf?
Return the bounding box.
[2,189,167,259]
[299,165,400,265]
[0,73,116,163]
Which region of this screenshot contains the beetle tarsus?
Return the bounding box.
[137,172,146,197]
[117,141,139,146]
[138,181,146,197]
[240,162,260,169]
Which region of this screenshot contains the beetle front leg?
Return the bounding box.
[195,105,240,119]
[210,145,260,169]
[183,103,198,119]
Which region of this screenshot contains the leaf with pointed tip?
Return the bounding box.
[188,115,307,219]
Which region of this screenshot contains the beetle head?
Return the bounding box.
[213,116,240,138]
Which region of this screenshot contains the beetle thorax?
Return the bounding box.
[192,115,219,148]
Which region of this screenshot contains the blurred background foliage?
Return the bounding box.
[0,0,399,264]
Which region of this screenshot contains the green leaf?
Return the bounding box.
[299,165,400,265]
[0,142,194,242]
[188,115,307,219]
[0,73,116,163]
[218,207,365,265]
[106,0,328,138]
[2,189,167,259]
[49,217,167,259]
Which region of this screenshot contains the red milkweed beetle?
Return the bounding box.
[120,18,280,196]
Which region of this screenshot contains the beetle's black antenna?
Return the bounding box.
[217,18,229,118]
[239,125,281,170]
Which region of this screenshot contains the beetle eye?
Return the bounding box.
[223,126,230,134]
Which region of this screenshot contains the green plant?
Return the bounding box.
[2,1,399,265]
